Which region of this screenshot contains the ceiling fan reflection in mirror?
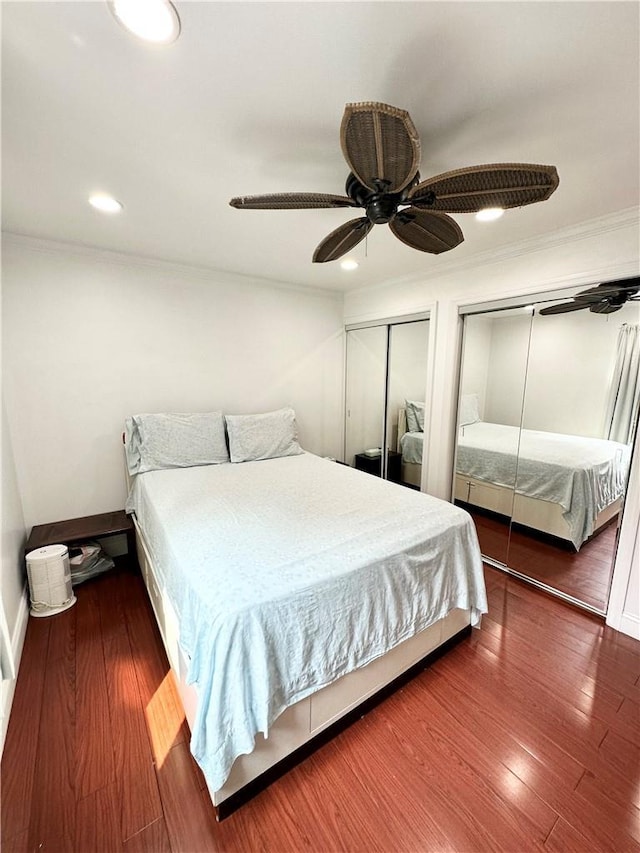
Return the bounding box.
[539,278,640,315]
[229,102,559,263]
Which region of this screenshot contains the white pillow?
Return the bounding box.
[459,394,480,427]
[125,412,229,474]
[225,407,303,463]
[405,400,425,433]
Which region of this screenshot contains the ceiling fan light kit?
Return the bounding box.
[89,193,123,213]
[476,207,505,222]
[230,101,559,263]
[108,0,181,44]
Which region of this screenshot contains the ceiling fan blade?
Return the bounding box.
[538,301,590,315]
[597,276,640,291]
[408,163,559,213]
[340,102,420,195]
[575,282,639,301]
[229,192,357,210]
[574,288,629,303]
[312,217,373,263]
[389,208,463,255]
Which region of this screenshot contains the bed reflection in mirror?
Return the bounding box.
[388,319,430,489]
[454,298,639,613]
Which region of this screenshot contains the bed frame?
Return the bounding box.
[453,474,620,547]
[126,463,473,818]
[395,409,620,548]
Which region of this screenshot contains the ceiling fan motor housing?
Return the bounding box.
[345,172,423,224]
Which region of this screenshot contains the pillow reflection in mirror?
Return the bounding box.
[460,394,480,427]
[405,400,425,433]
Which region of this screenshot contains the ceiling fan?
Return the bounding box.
[229,101,559,263]
[538,278,640,315]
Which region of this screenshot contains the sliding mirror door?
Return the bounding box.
[387,319,430,488]
[454,310,533,565]
[454,291,639,614]
[345,325,387,473]
[507,299,639,612]
[345,316,430,487]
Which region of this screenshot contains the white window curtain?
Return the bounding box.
[604,324,640,445]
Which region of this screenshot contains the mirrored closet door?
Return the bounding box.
[454,309,532,565]
[345,325,387,473]
[454,293,639,614]
[345,316,430,489]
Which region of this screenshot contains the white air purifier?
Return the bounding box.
[26,544,77,618]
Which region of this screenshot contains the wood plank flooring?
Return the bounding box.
[469,509,617,611]
[2,565,639,852]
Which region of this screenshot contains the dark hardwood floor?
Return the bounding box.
[470,509,617,611]
[2,564,639,852]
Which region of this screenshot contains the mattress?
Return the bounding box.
[126,452,486,792]
[400,430,425,465]
[455,422,630,547]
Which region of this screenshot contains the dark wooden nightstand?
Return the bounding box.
[354,450,402,484]
[26,510,137,570]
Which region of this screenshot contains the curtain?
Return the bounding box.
[604,324,640,445]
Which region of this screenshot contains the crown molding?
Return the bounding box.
[4,206,637,305]
[1,231,344,303]
[347,207,640,300]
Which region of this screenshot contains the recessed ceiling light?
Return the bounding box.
[108,0,181,44]
[89,194,123,213]
[340,259,359,271]
[475,207,504,222]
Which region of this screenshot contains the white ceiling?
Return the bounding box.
[2,1,639,292]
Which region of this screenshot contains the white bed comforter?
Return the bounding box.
[400,430,424,465]
[126,452,486,791]
[456,422,630,547]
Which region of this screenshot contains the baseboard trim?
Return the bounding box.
[618,611,640,642]
[1,587,29,757]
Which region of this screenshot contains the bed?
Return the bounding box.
[398,405,630,549]
[397,405,424,488]
[455,421,630,548]
[123,409,487,817]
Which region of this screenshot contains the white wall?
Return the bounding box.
[2,236,345,529]
[460,316,492,419]
[344,208,640,639]
[1,397,28,755]
[485,314,531,427]
[524,305,638,436]
[387,320,430,420]
[464,305,639,437]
